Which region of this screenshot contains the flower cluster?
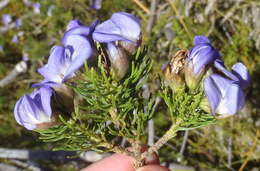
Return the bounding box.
[164,36,250,118]
[14,12,141,130]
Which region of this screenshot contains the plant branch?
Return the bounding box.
[103,142,134,157]
[134,119,183,168]
[147,119,182,154]
[132,0,150,14]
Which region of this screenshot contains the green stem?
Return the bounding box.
[148,119,182,153]
[134,119,182,168]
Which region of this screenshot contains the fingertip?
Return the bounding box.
[81,154,135,171]
[136,165,170,171]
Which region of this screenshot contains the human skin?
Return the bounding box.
[81,153,170,171]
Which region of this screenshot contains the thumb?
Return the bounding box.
[136,165,170,171]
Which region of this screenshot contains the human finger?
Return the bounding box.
[80,154,135,171]
[136,165,170,171]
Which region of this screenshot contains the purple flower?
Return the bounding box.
[187,36,220,74]
[93,12,141,78]
[14,86,55,130]
[185,36,220,89]
[38,20,96,85]
[203,60,250,117]
[61,20,98,81]
[90,0,102,10]
[2,14,12,26]
[93,12,141,45]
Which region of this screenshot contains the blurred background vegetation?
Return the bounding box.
[0,0,259,170]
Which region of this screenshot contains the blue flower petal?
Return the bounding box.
[217,83,245,116]
[39,87,53,117]
[22,123,36,130]
[210,74,235,95]
[232,63,250,89]
[193,35,211,45]
[14,97,23,125]
[14,88,53,130]
[22,95,42,121]
[62,26,91,44]
[190,45,218,74]
[188,36,220,75]
[204,75,221,114]
[66,19,83,31]
[63,35,93,81]
[93,12,140,43]
[38,46,66,83]
[214,59,239,82]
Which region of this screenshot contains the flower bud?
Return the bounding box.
[118,35,142,55]
[14,87,58,130]
[184,62,205,91]
[163,50,187,91]
[199,97,211,114]
[107,43,129,79]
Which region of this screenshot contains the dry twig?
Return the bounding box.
[146,0,157,33]
[132,0,150,14]
[148,119,155,146]
[179,130,189,155]
[0,61,28,88]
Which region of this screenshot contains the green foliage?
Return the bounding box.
[159,86,216,130]
[37,115,103,151]
[37,47,155,151]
